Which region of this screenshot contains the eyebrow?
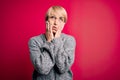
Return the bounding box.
[49,15,63,18]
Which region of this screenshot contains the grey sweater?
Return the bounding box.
[28,33,76,80]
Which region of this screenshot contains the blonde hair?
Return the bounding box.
[45,6,67,23]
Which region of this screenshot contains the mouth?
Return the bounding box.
[52,26,57,31]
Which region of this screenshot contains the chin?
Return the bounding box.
[53,31,56,34]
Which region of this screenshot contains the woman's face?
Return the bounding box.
[48,12,65,34]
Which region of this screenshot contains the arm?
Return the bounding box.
[53,36,76,74]
[28,37,55,75]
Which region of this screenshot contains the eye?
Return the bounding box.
[59,17,64,22]
[50,16,56,19]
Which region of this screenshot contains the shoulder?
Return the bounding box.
[29,34,42,41]
[61,33,76,47]
[61,33,76,42]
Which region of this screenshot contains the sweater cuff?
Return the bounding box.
[42,41,54,51]
[52,37,63,49]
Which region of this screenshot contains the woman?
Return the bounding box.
[28,5,76,80]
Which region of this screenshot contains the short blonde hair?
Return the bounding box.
[45,6,67,23]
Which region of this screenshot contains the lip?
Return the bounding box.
[52,29,57,32]
[52,26,57,31]
[52,26,57,28]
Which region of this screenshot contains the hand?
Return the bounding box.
[54,28,61,38]
[45,21,54,42]
[54,23,64,38]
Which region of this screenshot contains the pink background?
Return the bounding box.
[0,0,120,80]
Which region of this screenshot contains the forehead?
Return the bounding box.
[50,12,63,18]
[48,8,64,17]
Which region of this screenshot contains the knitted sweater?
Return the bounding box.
[28,33,76,80]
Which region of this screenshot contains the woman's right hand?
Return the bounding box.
[45,21,54,42]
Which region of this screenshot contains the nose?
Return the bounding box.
[54,19,59,25]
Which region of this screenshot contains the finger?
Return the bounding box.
[49,24,54,38]
[47,21,51,33]
[49,23,52,33]
[55,28,61,38]
[57,27,61,33]
[60,23,65,30]
[46,21,49,31]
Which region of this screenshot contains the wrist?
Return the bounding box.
[52,37,62,48]
[47,39,52,42]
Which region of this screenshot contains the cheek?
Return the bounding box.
[48,19,54,25]
[59,23,65,30]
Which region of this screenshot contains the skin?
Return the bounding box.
[45,13,65,42]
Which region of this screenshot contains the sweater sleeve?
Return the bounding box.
[28,37,55,75]
[53,36,76,74]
